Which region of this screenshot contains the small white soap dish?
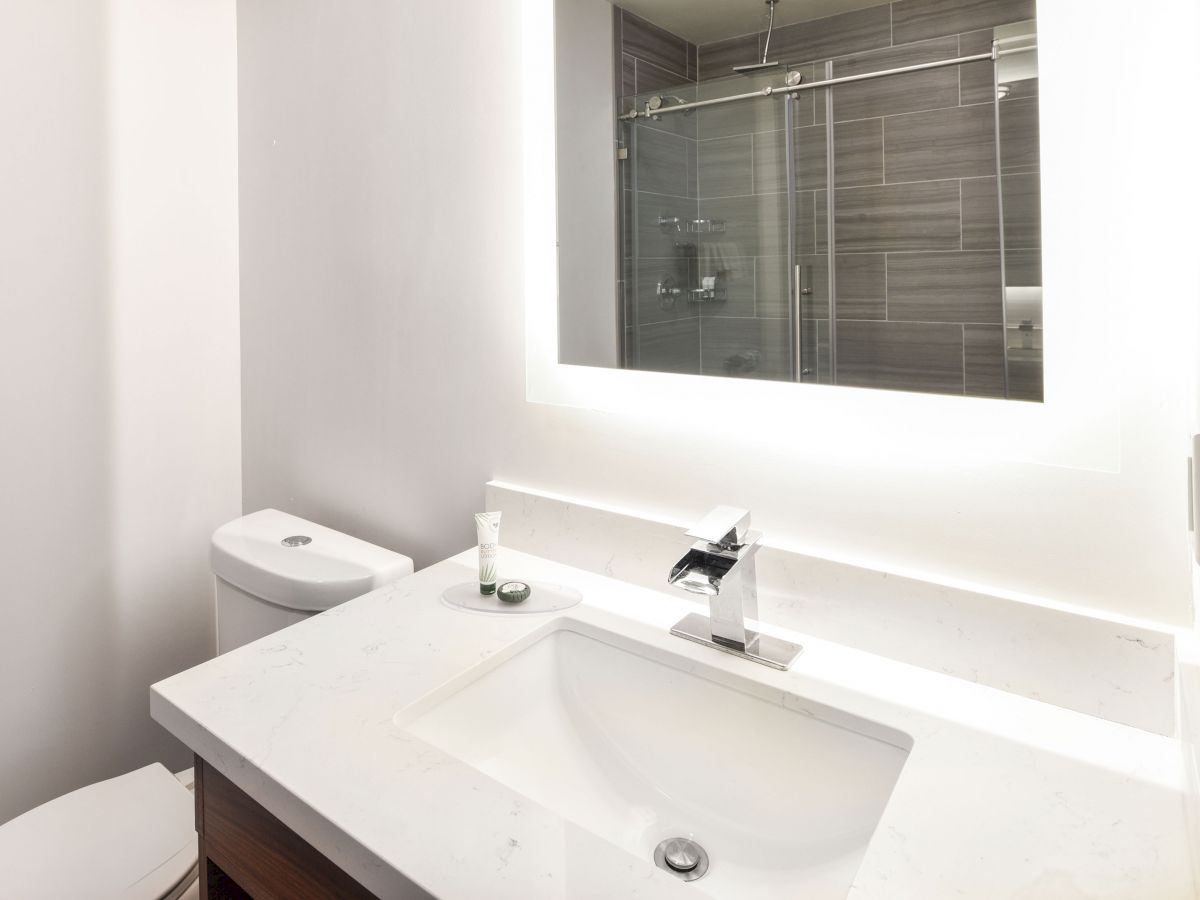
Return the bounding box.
[441,581,582,615]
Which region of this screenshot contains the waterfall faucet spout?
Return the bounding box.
[667,506,802,670]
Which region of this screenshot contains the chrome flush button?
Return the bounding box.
[281,535,312,547]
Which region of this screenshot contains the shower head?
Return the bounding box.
[732,60,783,74]
[734,0,783,75]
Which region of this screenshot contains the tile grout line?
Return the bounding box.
[752,257,758,318]
[687,98,1004,146]
[749,132,756,195]
[637,249,1022,260]
[956,33,962,107]
[881,112,888,186]
[680,172,1014,201]
[961,324,967,394]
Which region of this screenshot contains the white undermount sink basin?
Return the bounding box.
[397,620,911,899]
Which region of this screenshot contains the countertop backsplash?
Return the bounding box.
[487,480,1178,735]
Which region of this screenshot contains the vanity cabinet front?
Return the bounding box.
[194,757,381,900]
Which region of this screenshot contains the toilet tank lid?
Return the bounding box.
[211,509,415,612]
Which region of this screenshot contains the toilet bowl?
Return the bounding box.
[0,511,413,898]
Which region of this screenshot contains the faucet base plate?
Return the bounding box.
[670,612,802,670]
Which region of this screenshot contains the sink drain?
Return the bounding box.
[653,838,709,882]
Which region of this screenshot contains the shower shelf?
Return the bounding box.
[688,219,725,234]
[657,216,726,235]
[688,287,727,303]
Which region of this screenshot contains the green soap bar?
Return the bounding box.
[498,581,532,603]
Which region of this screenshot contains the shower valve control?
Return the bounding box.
[657,276,682,308]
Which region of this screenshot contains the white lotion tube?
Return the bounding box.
[475,512,502,595]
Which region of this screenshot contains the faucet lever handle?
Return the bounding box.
[687,506,752,548]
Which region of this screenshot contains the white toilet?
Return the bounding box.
[0,510,413,899]
[211,508,414,653]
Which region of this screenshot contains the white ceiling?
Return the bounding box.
[617,0,892,46]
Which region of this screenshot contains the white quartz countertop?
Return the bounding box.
[151,549,1195,899]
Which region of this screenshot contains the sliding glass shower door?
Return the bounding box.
[621,68,820,382]
[617,28,1041,400]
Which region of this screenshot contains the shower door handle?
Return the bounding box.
[794,264,807,379]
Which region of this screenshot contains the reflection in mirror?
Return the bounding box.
[556,0,1043,401]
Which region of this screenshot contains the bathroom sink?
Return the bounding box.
[397,621,910,899]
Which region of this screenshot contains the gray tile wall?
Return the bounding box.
[618,8,696,96]
[685,0,1041,396]
[618,0,1043,398]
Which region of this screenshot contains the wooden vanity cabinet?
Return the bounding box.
[194,756,380,900]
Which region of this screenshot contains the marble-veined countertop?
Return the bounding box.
[151,548,1194,899]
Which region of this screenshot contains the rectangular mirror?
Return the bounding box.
[556,0,1042,401]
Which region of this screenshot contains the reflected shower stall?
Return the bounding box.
[615,6,1042,401]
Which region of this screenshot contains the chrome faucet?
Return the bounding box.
[668,506,802,670]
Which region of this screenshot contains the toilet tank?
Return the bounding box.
[211,509,415,653]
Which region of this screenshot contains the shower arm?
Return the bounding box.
[761,0,778,65]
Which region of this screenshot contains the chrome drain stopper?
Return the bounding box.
[653,838,709,882]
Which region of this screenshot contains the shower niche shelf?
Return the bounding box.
[657,216,726,235]
[688,287,726,303]
[688,218,725,234]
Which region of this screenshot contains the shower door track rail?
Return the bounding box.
[618,42,1036,121]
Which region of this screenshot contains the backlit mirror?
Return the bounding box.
[556,0,1042,400]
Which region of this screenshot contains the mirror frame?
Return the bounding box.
[523,0,1122,472]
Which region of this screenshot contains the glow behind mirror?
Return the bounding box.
[523,0,1121,471]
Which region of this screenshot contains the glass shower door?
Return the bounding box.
[792,66,833,385]
[994,24,1042,401]
[691,71,793,382]
[620,80,699,376]
[620,70,823,382]
[614,21,1042,399]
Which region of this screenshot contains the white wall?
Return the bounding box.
[0,0,240,822]
[1191,0,1200,635]
[239,0,1200,628]
[238,0,526,566]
